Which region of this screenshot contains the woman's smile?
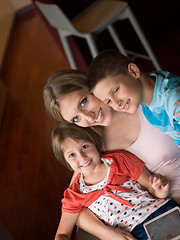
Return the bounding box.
[93,108,102,123]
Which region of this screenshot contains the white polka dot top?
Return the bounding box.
[79,158,169,231]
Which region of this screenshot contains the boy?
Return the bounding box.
[88,49,180,146]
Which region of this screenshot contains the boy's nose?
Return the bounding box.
[112,97,122,111]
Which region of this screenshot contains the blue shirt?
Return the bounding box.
[142,71,180,146]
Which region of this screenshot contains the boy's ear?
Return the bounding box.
[128,63,140,79]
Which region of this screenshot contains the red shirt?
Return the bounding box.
[62,150,144,213]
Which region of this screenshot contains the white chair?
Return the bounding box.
[35,0,161,70]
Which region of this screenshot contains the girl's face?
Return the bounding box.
[92,64,142,114]
[59,89,112,127]
[62,138,100,176]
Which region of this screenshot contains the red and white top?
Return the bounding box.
[62,150,169,231]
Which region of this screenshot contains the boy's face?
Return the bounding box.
[59,89,112,127]
[92,66,143,114]
[62,138,100,177]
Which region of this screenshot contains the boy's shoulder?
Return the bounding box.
[148,71,180,97]
[148,71,180,83]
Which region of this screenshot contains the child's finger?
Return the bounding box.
[162,182,170,191]
[149,175,157,185]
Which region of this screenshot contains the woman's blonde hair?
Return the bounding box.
[52,121,102,171]
[43,69,88,122]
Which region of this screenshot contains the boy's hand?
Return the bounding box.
[149,174,169,193]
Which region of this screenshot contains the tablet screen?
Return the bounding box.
[143,207,180,240]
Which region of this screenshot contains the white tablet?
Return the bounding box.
[143,206,180,240]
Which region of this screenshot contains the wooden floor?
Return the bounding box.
[0,5,180,240]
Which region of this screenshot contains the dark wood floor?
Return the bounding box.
[0,5,180,240]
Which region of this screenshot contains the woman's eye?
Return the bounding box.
[114,87,119,94]
[69,153,75,158]
[80,97,87,107]
[72,116,79,123]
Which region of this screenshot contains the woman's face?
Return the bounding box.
[59,89,112,127]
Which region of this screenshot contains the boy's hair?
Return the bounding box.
[52,121,102,171]
[87,49,133,91]
[43,69,88,122]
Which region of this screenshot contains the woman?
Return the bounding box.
[44,69,180,239]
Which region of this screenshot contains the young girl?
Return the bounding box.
[87,49,180,147]
[52,121,178,240]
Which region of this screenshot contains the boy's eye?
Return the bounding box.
[107,99,111,104]
[82,144,87,150]
[72,116,79,123]
[114,87,119,94]
[80,97,87,107]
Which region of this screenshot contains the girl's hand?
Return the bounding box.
[149,174,169,193]
[137,167,169,199]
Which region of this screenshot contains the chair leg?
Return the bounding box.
[86,34,99,58]
[125,7,161,70]
[107,25,127,55]
[57,30,77,69]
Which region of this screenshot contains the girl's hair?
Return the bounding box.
[52,121,103,171]
[43,69,89,122]
[88,49,133,91]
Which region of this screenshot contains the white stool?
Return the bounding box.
[35,0,161,70]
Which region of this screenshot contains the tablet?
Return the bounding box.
[143,206,180,240]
